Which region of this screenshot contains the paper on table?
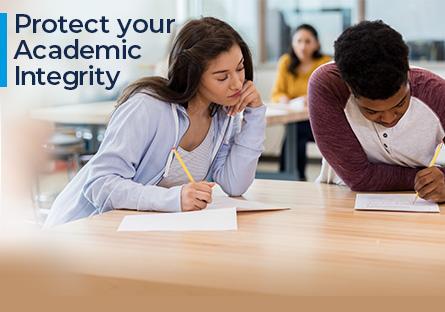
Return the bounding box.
[355,194,439,212]
[266,97,306,111]
[288,96,305,110]
[265,107,288,116]
[207,195,289,212]
[118,207,237,232]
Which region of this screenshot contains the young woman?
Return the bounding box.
[309,21,445,202]
[45,17,266,226]
[271,24,330,181]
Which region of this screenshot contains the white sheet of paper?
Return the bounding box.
[355,194,439,212]
[266,97,306,112]
[265,107,288,116]
[207,195,289,212]
[288,97,305,110]
[117,207,237,232]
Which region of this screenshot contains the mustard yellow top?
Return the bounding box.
[271,54,331,102]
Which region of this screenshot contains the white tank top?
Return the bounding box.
[158,120,215,188]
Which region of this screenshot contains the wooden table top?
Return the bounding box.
[30,101,309,126]
[48,180,445,295]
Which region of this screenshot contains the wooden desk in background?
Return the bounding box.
[31,102,309,180]
[49,180,445,296]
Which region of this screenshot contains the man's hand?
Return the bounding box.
[414,167,445,202]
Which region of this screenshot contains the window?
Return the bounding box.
[366,0,445,61]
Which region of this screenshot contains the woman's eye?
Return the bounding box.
[217,76,228,81]
[237,67,245,72]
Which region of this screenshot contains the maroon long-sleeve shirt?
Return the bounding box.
[308,62,445,191]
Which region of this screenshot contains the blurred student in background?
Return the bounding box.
[271,24,331,181]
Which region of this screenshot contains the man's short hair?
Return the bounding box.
[334,20,409,100]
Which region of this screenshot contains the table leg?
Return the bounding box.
[89,125,100,153]
[256,122,299,180]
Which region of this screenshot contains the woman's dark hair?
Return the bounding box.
[117,17,253,115]
[334,20,409,100]
[287,24,323,76]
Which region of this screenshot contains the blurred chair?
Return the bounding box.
[33,129,86,224]
[44,132,85,178]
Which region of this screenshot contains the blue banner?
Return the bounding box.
[0,13,7,87]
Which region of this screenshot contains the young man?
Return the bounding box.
[308,20,445,202]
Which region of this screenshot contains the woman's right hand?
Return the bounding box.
[181,181,215,211]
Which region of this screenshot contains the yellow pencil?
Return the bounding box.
[414,142,443,203]
[172,148,195,183]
